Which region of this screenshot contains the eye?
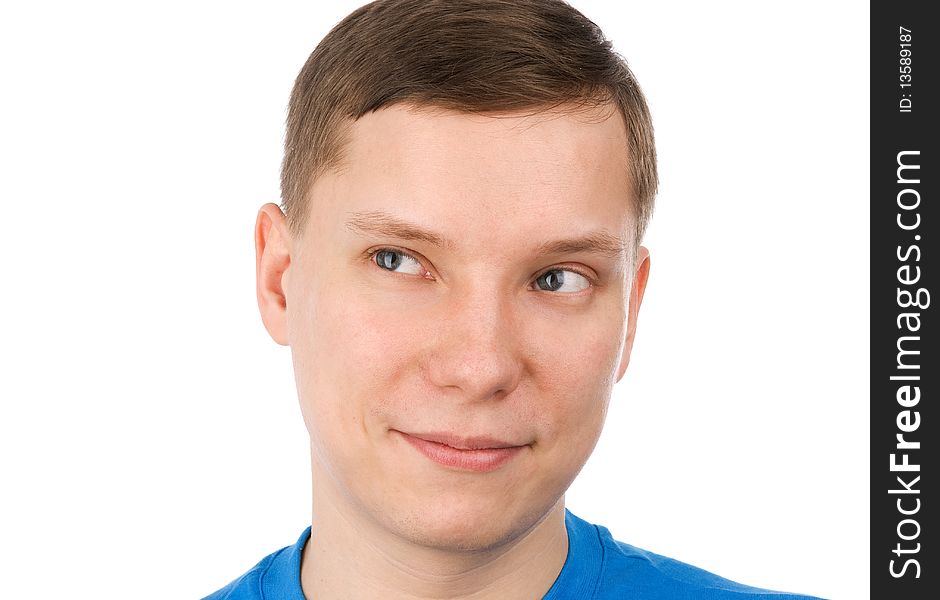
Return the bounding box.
[371,248,427,276]
[534,269,592,293]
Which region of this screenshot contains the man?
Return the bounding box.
[206,0,822,598]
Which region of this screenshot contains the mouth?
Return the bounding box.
[394,430,528,473]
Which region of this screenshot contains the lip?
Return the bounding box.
[396,430,527,472]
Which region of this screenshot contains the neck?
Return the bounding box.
[301,464,569,599]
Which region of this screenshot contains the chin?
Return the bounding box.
[381,493,553,553]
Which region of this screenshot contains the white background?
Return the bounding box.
[0,1,868,599]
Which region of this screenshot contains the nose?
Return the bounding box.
[423,287,524,402]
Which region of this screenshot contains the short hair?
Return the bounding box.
[281,0,657,244]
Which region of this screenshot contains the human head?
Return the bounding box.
[255,0,655,554]
[280,0,657,246]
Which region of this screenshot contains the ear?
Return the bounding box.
[255,203,292,346]
[615,246,651,383]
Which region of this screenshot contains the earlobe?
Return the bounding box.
[255,203,292,346]
[615,246,651,383]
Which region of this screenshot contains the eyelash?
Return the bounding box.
[364,246,596,292]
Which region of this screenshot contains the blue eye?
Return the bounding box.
[372,249,425,276]
[370,247,592,293]
[535,269,591,293]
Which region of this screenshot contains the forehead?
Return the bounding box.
[310,103,635,253]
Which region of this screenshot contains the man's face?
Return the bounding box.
[258,103,648,552]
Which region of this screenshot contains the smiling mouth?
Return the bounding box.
[395,430,527,472]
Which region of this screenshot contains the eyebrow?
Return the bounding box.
[536,231,627,259]
[345,210,627,259]
[346,210,456,250]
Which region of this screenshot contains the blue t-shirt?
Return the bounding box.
[204,510,823,599]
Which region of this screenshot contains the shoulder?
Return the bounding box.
[569,512,825,600]
[201,548,285,600]
[598,535,822,599]
[200,551,270,599]
[200,527,310,600]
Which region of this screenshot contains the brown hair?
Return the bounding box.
[281,0,657,243]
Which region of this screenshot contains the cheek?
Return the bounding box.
[536,333,620,493]
[288,280,419,435]
[540,297,624,388]
[533,305,625,443]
